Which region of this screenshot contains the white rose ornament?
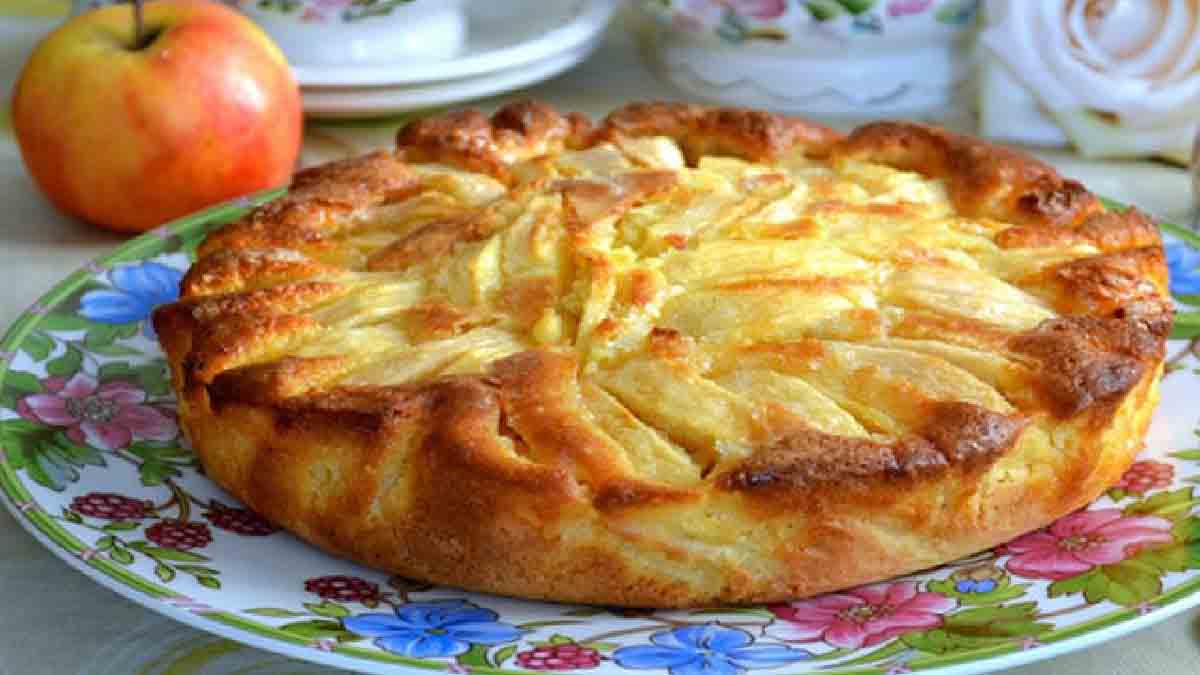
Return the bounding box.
[979,0,1200,163]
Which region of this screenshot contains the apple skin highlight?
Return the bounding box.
[12,0,302,233]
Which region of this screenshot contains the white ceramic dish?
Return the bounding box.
[241,0,468,70]
[636,0,979,117]
[2,193,1200,675]
[301,36,603,118]
[293,0,619,88]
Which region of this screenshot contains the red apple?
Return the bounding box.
[12,0,302,233]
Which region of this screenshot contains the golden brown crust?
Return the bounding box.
[1009,313,1168,418]
[832,121,1102,226]
[718,403,1026,493]
[156,101,1170,607]
[199,151,418,257]
[594,102,843,163]
[396,100,592,184]
[995,207,1161,252]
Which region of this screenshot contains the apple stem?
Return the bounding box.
[133,0,144,49]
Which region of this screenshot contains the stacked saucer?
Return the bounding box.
[241,0,619,118]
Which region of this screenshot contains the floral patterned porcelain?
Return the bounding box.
[2,191,1200,675]
[637,0,979,117]
[233,0,467,71]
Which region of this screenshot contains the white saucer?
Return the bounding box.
[294,0,618,89]
[301,35,603,118]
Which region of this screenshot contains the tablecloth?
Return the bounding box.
[1,7,1198,675]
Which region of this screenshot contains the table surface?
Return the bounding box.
[1,10,1199,675]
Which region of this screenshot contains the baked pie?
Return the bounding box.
[155,102,1171,607]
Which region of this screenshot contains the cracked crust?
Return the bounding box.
[156,101,1169,607]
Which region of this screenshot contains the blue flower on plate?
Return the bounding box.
[341,600,523,658]
[954,578,997,594]
[614,624,811,675]
[79,261,183,336]
[1166,239,1200,297]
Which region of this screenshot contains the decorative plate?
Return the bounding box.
[301,37,604,118]
[2,192,1200,675]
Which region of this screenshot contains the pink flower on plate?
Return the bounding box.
[676,0,788,29]
[1001,509,1174,581]
[766,581,956,649]
[17,372,176,450]
[887,0,934,18]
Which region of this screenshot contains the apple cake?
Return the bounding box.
[155,101,1171,607]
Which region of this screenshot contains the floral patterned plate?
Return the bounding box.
[2,191,1200,675]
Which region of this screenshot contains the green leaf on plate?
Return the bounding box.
[87,343,143,357]
[98,362,137,381]
[135,363,172,397]
[83,323,138,350]
[494,645,519,666]
[926,577,1031,606]
[109,547,135,565]
[196,576,221,590]
[456,644,493,668]
[60,506,82,523]
[1134,541,1196,573]
[281,619,357,641]
[304,601,351,619]
[1172,312,1200,339]
[126,541,210,563]
[1098,560,1163,606]
[829,638,908,666]
[45,345,82,377]
[1170,450,1200,461]
[1047,567,1097,599]
[245,608,309,618]
[22,332,53,361]
[95,535,116,551]
[903,603,1051,654]
[24,441,80,491]
[155,561,176,583]
[581,642,620,653]
[101,521,140,532]
[1048,561,1162,606]
[836,0,877,14]
[4,370,44,395]
[137,459,181,486]
[37,314,94,332]
[0,418,43,435]
[1123,487,1198,521]
[53,432,105,467]
[127,443,194,486]
[142,546,210,563]
[805,0,845,20]
[175,565,220,576]
[1174,514,1200,542]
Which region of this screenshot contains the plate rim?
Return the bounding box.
[300,36,604,118]
[292,0,619,88]
[1,191,1198,675]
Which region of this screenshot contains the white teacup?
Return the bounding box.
[71,0,468,70]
